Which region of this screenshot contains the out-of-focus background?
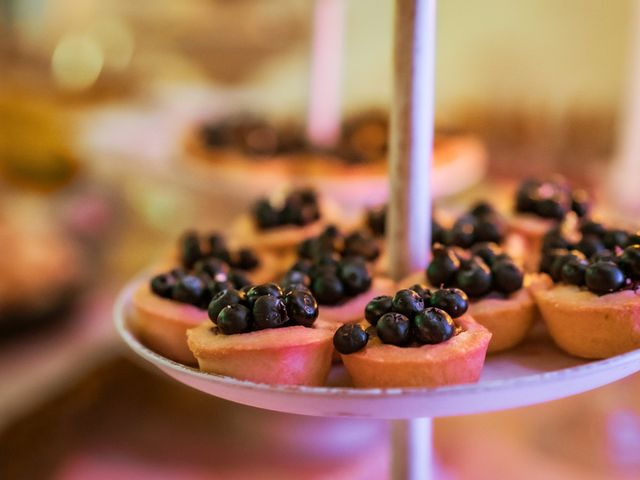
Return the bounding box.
[1,0,640,478]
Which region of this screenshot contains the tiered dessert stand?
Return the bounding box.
[115,1,640,478]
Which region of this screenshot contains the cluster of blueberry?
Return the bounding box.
[199,112,387,164]
[254,189,321,229]
[181,231,259,271]
[436,202,507,248]
[427,243,524,298]
[200,115,306,157]
[282,253,372,306]
[516,178,590,220]
[297,225,380,263]
[540,222,640,294]
[206,283,319,335]
[366,201,506,249]
[150,258,250,310]
[333,286,469,354]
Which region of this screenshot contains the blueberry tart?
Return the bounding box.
[187,283,334,385]
[533,240,640,359]
[132,249,259,364]
[334,287,491,388]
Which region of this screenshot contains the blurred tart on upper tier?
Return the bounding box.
[533,226,640,359]
[187,282,333,385]
[404,242,540,353]
[279,225,394,325]
[183,112,487,207]
[333,286,491,388]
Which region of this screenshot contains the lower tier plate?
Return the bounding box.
[115,280,640,419]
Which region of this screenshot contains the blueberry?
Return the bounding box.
[619,245,640,279]
[376,312,411,346]
[391,289,425,319]
[515,180,540,213]
[539,248,569,275]
[229,248,259,271]
[205,279,234,298]
[590,249,616,263]
[252,295,289,329]
[367,206,386,236]
[535,197,566,220]
[207,233,229,259]
[585,261,626,294]
[309,254,340,278]
[311,274,345,305]
[469,201,496,218]
[290,258,313,275]
[194,258,228,279]
[364,295,393,326]
[245,283,283,307]
[282,192,320,226]
[603,230,630,250]
[541,229,570,253]
[561,257,588,286]
[281,270,311,289]
[580,219,606,238]
[432,219,444,244]
[550,251,585,283]
[343,231,380,261]
[575,235,605,259]
[474,214,506,244]
[227,270,251,289]
[333,324,369,354]
[172,275,206,306]
[444,215,477,248]
[217,304,252,335]
[150,272,178,299]
[571,189,590,217]
[427,245,460,287]
[319,225,342,248]
[284,290,318,327]
[408,284,432,303]
[429,288,468,318]
[413,308,455,344]
[254,199,280,229]
[455,258,492,298]
[298,237,334,260]
[491,260,524,294]
[208,289,245,322]
[337,257,372,295]
[180,231,203,268]
[298,188,318,204]
[470,242,502,266]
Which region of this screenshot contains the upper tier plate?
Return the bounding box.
[115,280,640,420]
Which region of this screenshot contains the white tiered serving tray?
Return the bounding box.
[114,279,640,420]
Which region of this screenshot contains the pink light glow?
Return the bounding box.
[307,0,345,147]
